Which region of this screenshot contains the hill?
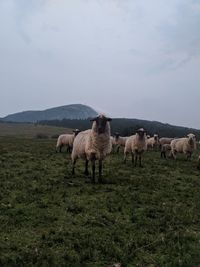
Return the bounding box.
[2,104,98,123]
[39,118,200,139]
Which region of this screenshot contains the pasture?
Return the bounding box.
[0,137,200,266]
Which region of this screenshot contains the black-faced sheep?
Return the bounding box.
[71,114,112,183]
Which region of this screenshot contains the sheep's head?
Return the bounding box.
[90,114,112,134]
[187,133,196,146]
[154,134,159,141]
[73,129,81,136]
[114,132,120,140]
[136,128,147,139]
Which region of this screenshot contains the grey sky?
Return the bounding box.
[0,0,200,128]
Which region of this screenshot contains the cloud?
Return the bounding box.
[12,0,47,44]
[160,0,200,69]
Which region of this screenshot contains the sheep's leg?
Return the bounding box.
[123,152,127,164]
[134,155,138,167]
[173,151,177,159]
[131,152,134,165]
[117,145,120,153]
[162,151,166,159]
[84,159,89,176]
[186,152,192,161]
[139,155,143,167]
[91,160,96,183]
[72,159,77,175]
[98,160,103,183]
[60,145,62,153]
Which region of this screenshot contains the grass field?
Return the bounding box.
[0,123,72,138]
[0,137,200,266]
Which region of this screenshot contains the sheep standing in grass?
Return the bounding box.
[114,133,128,153]
[170,134,196,160]
[124,128,147,167]
[147,134,159,150]
[71,114,112,183]
[56,129,80,153]
[159,137,174,149]
[160,144,171,159]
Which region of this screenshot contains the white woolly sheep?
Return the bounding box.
[160,144,171,159]
[114,133,128,153]
[71,114,112,183]
[170,133,196,160]
[56,129,80,153]
[147,134,159,150]
[124,128,147,167]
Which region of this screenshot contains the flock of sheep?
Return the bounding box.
[56,114,199,183]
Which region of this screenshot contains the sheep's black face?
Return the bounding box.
[73,129,80,136]
[138,131,145,138]
[136,129,146,139]
[114,133,120,140]
[154,135,158,141]
[91,115,112,134]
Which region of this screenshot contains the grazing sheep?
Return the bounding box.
[56,129,80,153]
[114,133,128,153]
[160,144,171,159]
[171,133,196,160]
[124,128,147,167]
[71,114,112,183]
[147,134,159,150]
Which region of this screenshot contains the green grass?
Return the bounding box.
[0,123,72,138]
[0,137,200,266]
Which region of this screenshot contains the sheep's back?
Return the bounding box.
[71,130,91,160]
[124,135,135,153]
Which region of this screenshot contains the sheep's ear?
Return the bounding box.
[107,117,112,121]
[90,117,97,122]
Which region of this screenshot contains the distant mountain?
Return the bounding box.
[2,104,98,123]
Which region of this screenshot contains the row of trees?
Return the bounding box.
[38,118,200,139]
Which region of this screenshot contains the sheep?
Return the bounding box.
[114,132,128,153]
[160,144,171,159]
[71,114,112,183]
[147,134,159,150]
[56,129,80,153]
[159,137,174,149]
[170,133,196,160]
[124,128,147,167]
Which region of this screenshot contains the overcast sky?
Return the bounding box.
[0,0,200,128]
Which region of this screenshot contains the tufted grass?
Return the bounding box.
[0,137,200,266]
